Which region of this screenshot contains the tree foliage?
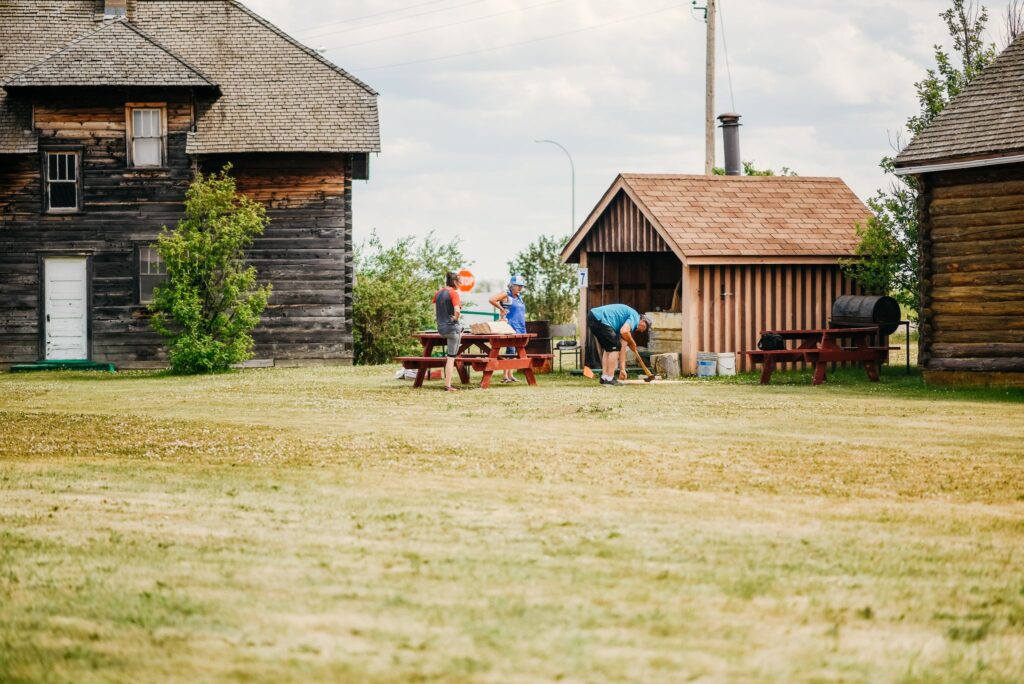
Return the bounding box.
[507,234,579,324]
[713,161,797,177]
[353,232,465,365]
[844,0,1005,318]
[150,166,272,374]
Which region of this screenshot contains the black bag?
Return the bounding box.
[757,333,785,351]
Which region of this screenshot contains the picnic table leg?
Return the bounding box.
[413,367,427,388]
[759,358,775,385]
[865,359,880,382]
[517,344,537,386]
[457,362,470,385]
[480,370,494,389]
[812,361,827,386]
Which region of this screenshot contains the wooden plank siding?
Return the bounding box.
[918,164,1024,379]
[581,191,672,253]
[0,89,358,368]
[690,264,860,372]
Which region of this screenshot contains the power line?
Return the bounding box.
[301,0,492,41]
[354,2,690,71]
[717,0,736,112]
[324,0,564,52]
[291,0,456,34]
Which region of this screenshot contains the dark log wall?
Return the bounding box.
[199,154,354,365]
[0,89,356,368]
[919,164,1024,378]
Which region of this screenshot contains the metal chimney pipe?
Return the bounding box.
[717,113,742,176]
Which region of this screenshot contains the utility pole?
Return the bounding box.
[704,0,717,175]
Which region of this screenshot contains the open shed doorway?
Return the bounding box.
[584,252,681,366]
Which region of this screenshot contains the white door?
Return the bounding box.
[44,257,89,360]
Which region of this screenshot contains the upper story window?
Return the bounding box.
[128,106,165,168]
[44,151,80,213]
[138,245,168,304]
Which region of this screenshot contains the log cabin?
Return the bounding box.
[0,0,380,369]
[894,33,1024,386]
[561,173,870,374]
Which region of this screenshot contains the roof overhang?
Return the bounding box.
[560,175,686,264]
[894,151,1024,176]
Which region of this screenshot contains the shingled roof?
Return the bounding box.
[894,32,1024,169]
[4,18,216,89]
[0,0,380,155]
[563,174,871,262]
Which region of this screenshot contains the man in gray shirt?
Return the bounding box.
[433,271,463,392]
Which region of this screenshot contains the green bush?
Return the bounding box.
[353,232,465,365]
[149,166,272,374]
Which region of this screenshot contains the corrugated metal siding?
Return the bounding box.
[582,191,671,253]
[692,264,861,372]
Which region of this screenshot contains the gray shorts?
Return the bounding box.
[442,330,462,357]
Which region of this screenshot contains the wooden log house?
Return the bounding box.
[0,0,380,368]
[894,33,1024,386]
[561,174,871,374]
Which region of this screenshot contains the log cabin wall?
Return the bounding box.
[688,263,860,372]
[198,154,355,365]
[918,164,1024,381]
[0,89,357,368]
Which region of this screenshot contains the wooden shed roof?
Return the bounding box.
[0,0,380,155]
[895,33,1024,170]
[562,174,870,263]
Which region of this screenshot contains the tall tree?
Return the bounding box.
[843,1,1006,317]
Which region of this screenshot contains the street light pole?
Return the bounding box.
[535,139,575,232]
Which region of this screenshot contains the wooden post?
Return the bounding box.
[577,251,588,355]
[704,0,717,175]
[682,261,699,374]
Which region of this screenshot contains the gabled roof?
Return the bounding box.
[895,33,1024,170]
[4,18,216,89]
[562,174,871,263]
[0,0,380,155]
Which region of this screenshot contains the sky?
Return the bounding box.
[238,0,1002,283]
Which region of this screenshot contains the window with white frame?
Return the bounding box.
[138,245,168,304]
[45,151,79,212]
[129,108,164,167]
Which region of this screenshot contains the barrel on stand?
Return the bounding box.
[830,295,901,335]
[525,320,553,373]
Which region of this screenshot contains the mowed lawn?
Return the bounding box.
[1,366,1023,683]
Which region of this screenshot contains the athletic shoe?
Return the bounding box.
[599,378,620,386]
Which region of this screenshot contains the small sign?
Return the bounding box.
[457,269,476,293]
[578,267,589,289]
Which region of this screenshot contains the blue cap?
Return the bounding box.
[509,275,527,289]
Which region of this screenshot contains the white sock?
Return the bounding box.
[601,375,612,382]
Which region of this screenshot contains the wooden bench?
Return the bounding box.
[743,327,888,386]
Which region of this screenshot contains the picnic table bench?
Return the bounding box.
[743,327,895,386]
[397,332,553,389]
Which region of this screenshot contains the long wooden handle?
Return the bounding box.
[634,350,655,378]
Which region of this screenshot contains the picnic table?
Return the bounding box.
[743,327,892,386]
[397,332,553,389]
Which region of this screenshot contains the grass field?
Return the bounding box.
[1,365,1023,683]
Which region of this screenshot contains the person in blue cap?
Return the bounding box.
[587,304,653,386]
[489,275,527,384]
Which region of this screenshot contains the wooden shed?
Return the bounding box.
[561,174,871,374]
[894,33,1024,386]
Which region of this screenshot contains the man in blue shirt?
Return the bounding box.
[587,304,653,386]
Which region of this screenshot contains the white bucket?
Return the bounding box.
[717,352,737,377]
[697,352,718,377]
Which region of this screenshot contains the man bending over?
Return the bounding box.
[586,304,652,386]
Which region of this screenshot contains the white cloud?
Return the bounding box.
[240,0,973,280]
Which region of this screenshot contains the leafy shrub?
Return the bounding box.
[150,166,272,374]
[353,232,465,365]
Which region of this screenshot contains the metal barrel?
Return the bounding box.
[831,295,901,335]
